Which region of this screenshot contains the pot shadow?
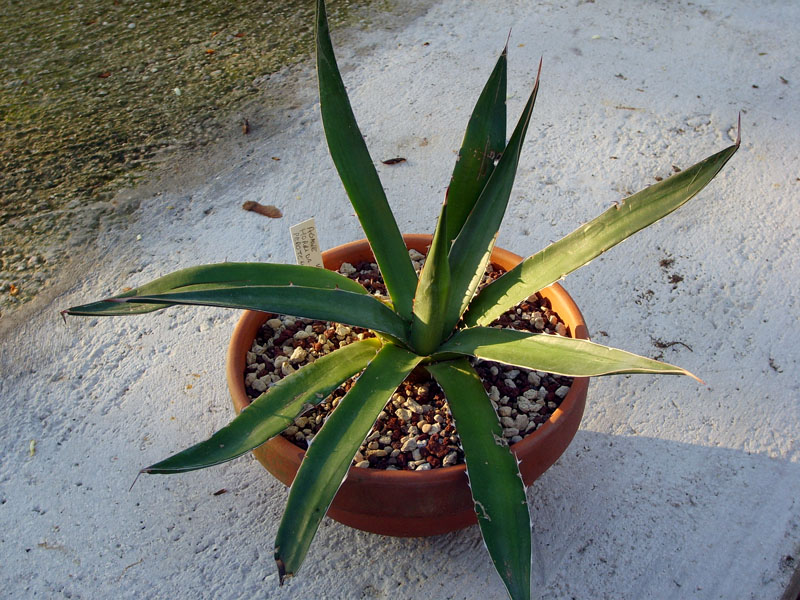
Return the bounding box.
[525,430,800,599]
[304,430,800,600]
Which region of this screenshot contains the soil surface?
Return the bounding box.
[243,256,574,470]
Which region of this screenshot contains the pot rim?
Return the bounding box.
[226,234,589,486]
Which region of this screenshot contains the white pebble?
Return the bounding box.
[289,346,308,363]
[395,408,413,422]
[502,427,520,438]
[251,378,267,392]
[281,362,296,376]
[527,372,541,386]
[420,423,432,434]
[489,386,501,402]
[497,406,512,417]
[338,262,356,275]
[500,416,516,428]
[505,369,520,379]
[510,435,523,444]
[400,438,417,452]
[517,399,533,412]
[411,449,422,461]
[504,378,516,389]
[294,330,310,340]
[514,414,529,430]
[246,351,257,365]
[443,452,458,466]
[355,460,370,468]
[267,318,282,329]
[415,463,432,471]
[555,385,570,399]
[555,323,567,336]
[405,399,424,414]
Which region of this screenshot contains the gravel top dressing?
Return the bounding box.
[244,252,574,471]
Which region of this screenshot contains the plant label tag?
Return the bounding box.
[290,218,324,268]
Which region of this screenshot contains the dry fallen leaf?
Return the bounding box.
[242,201,282,219]
[9,284,19,296]
[382,157,406,165]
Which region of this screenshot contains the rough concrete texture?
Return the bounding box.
[2,1,798,598]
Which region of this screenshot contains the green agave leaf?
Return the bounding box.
[426,359,531,600]
[437,327,701,380]
[444,62,542,334]
[98,285,409,342]
[315,0,417,322]
[445,45,507,245]
[63,262,367,317]
[465,140,740,327]
[143,338,381,474]
[274,343,421,583]
[410,200,452,355]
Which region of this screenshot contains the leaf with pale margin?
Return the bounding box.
[437,327,701,380]
[444,62,542,334]
[410,200,452,354]
[315,0,417,321]
[427,359,531,600]
[274,343,421,583]
[465,140,739,327]
[143,339,381,474]
[63,262,367,317]
[97,285,409,342]
[445,46,507,245]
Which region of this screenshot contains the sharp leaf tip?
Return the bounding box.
[736,112,742,147]
[275,557,290,585]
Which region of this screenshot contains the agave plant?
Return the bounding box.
[64,1,738,598]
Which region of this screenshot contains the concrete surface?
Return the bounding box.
[2,1,798,598]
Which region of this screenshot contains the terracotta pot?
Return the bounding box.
[226,235,590,537]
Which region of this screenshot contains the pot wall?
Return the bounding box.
[226,235,589,537]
